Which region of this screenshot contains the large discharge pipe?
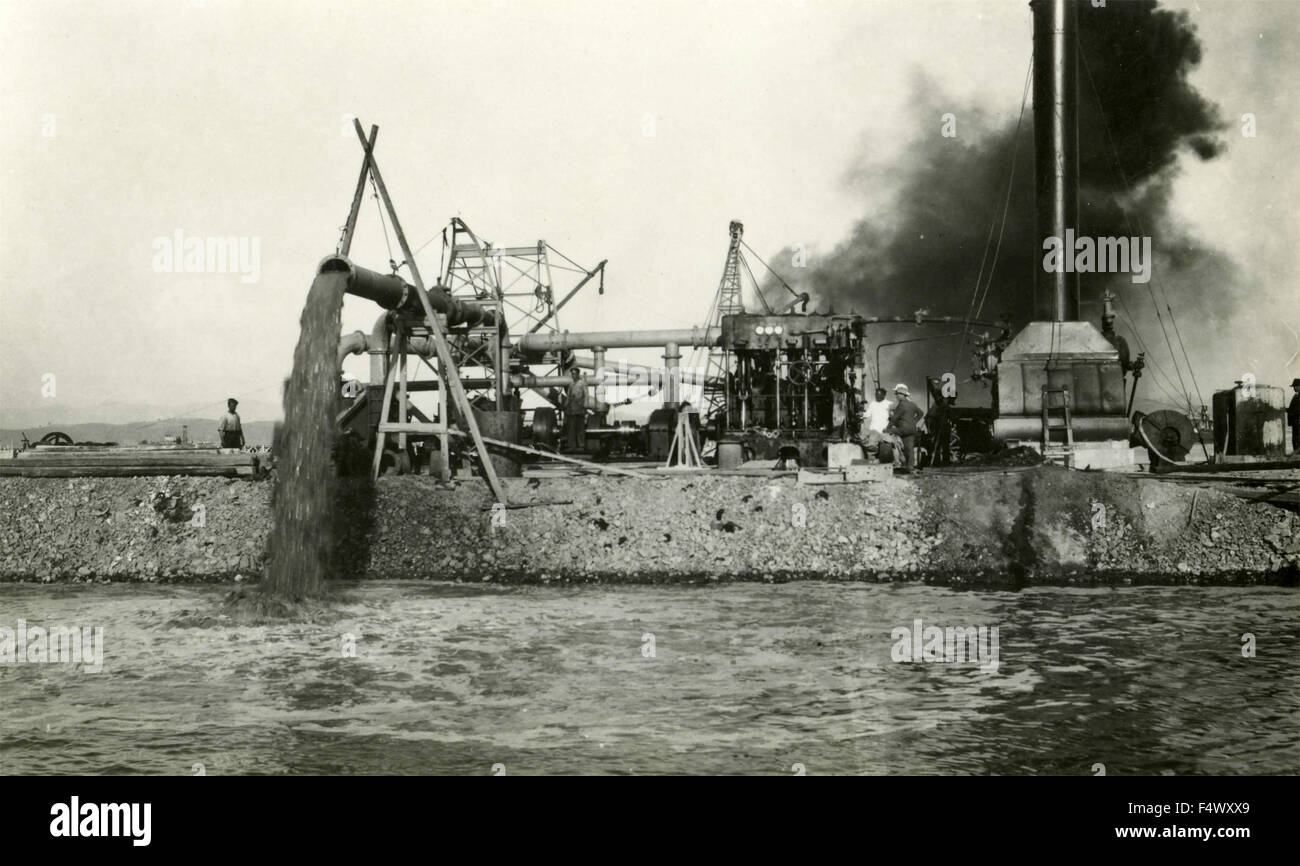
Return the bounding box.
[319,255,498,328]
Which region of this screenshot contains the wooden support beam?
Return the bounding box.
[397,330,409,451]
[377,422,446,435]
[353,117,508,506]
[446,429,648,478]
[371,337,400,479]
[339,124,378,257]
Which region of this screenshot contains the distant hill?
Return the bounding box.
[0,418,276,451]
[0,397,283,429]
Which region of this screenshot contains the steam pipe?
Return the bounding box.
[517,327,718,352]
[338,330,369,367]
[571,354,717,386]
[873,331,966,390]
[339,328,649,389]
[400,371,640,391]
[338,313,436,372]
[319,254,499,328]
[859,315,1006,328]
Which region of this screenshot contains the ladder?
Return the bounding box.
[1041,386,1074,468]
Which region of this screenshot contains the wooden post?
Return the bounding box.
[371,336,399,479]
[339,124,378,256]
[397,329,409,452]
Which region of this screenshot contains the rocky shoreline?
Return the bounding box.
[0,467,1295,586]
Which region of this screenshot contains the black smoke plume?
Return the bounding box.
[768,1,1230,410]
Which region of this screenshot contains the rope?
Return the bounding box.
[740,238,802,302]
[1168,302,1207,410]
[369,174,397,272]
[737,252,774,314]
[409,228,441,263]
[1079,39,1200,414]
[137,381,284,429]
[1113,295,1187,407]
[953,53,1033,373]
[976,53,1034,324]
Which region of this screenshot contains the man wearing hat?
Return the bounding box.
[562,367,588,452]
[1288,378,1299,453]
[218,398,245,449]
[885,383,925,473]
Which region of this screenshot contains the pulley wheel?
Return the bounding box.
[532,408,558,449]
[1139,410,1195,454]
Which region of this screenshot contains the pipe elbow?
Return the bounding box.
[338,330,369,366]
[370,313,391,351]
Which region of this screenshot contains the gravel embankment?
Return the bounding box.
[0,476,270,582]
[0,467,1295,585]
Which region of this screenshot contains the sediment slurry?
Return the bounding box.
[0,467,1295,586]
[261,269,349,598]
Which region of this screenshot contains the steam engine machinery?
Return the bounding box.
[713,314,866,469]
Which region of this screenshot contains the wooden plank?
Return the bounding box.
[377,422,446,435]
[446,429,649,478]
[32,445,229,454]
[798,468,848,485]
[16,454,254,466]
[0,465,254,478]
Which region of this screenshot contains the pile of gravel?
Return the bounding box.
[362,468,1298,585]
[1,467,1293,585]
[0,477,270,582]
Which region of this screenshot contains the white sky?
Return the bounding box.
[1,0,1296,424]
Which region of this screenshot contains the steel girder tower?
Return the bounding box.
[696,220,747,420]
[437,217,606,409]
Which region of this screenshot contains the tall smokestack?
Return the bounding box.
[1032,0,1079,321]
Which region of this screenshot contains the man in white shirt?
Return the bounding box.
[862,388,892,444]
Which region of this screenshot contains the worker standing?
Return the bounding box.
[218,398,245,449]
[861,387,893,449]
[885,383,925,473]
[563,367,588,452]
[1288,378,1299,453]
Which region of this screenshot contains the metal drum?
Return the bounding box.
[717,441,744,470]
[473,409,523,478]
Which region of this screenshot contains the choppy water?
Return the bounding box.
[1,582,1296,775]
